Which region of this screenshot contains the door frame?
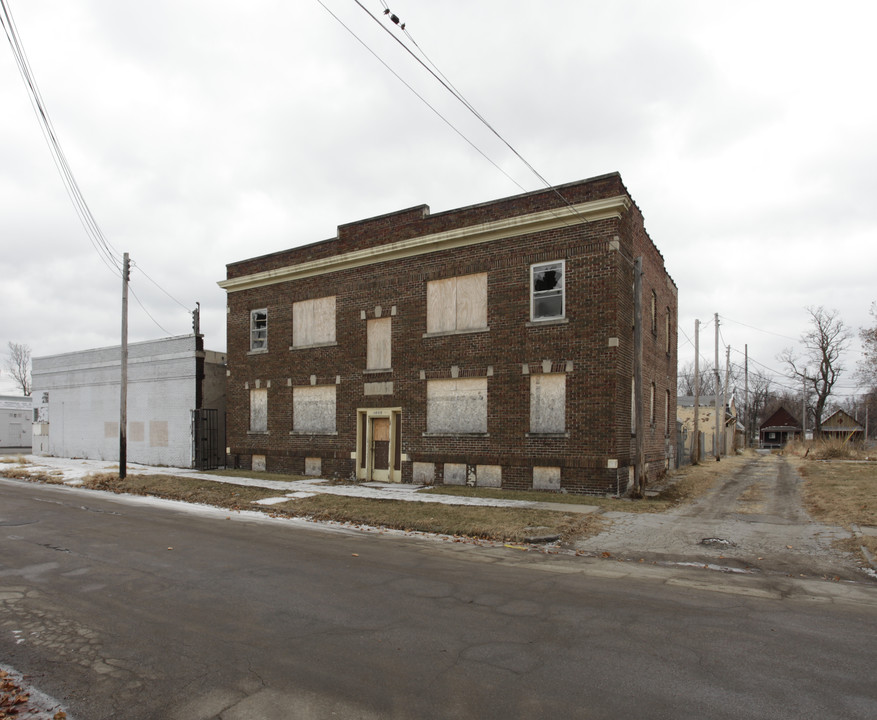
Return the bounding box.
[356,407,401,482]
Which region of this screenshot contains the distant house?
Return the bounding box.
[0,395,32,448]
[759,406,801,449]
[32,335,227,468]
[819,409,864,443]
[677,395,738,457]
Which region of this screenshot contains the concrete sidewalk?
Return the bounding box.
[2,454,600,515]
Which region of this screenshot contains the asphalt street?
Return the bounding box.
[1,477,875,720]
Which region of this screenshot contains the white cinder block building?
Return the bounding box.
[0,395,32,448]
[32,335,226,468]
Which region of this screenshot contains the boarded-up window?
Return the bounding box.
[292,296,336,347]
[104,421,118,439]
[426,273,487,334]
[665,308,672,353]
[293,385,336,433]
[250,388,268,432]
[250,309,267,351]
[530,373,566,433]
[650,382,656,425]
[129,421,145,442]
[426,378,487,434]
[665,389,671,433]
[149,420,169,447]
[367,318,391,370]
[531,261,564,320]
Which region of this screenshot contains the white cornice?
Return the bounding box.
[218,195,630,293]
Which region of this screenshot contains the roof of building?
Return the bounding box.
[0,395,32,410]
[821,409,864,432]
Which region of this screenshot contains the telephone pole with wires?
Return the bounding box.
[120,253,129,479]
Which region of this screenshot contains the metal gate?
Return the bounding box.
[192,408,225,471]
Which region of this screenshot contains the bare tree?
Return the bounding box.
[5,342,32,396]
[677,360,717,397]
[857,301,877,387]
[779,307,851,434]
[745,369,774,444]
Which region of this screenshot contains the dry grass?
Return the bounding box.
[797,462,877,529]
[783,437,875,461]
[0,455,29,465]
[66,472,604,543]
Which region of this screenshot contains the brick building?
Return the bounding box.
[220,173,677,494]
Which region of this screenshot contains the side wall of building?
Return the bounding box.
[32,336,203,467]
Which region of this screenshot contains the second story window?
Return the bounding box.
[292,296,336,348]
[367,318,392,370]
[531,261,564,321]
[250,309,267,351]
[426,273,487,334]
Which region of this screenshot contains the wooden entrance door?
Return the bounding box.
[370,417,391,481]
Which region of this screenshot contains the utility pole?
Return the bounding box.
[120,252,129,479]
[744,344,749,448]
[633,257,645,496]
[714,313,721,461]
[723,345,730,454]
[802,371,807,441]
[692,319,700,464]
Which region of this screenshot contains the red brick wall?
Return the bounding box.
[224,173,677,494]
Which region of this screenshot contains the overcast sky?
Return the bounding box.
[1,0,875,402]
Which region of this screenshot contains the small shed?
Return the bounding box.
[759,406,801,449]
[819,409,865,443]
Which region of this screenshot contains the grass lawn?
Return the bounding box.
[796,459,877,560]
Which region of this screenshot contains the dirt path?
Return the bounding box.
[574,454,862,581]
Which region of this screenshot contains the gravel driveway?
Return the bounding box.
[574,453,862,580]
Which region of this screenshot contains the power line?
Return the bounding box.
[1,0,194,336]
[0,0,123,277]
[358,1,596,225]
[316,0,526,193]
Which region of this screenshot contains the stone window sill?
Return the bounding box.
[526,318,568,328]
[289,342,338,351]
[363,368,393,375]
[247,348,268,355]
[289,431,339,436]
[422,327,490,339]
[247,430,269,435]
[422,432,490,438]
[526,432,569,439]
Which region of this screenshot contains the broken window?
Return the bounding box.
[367,318,392,370]
[426,378,487,434]
[250,388,268,432]
[530,373,566,433]
[531,261,564,321]
[426,273,487,334]
[293,385,336,434]
[292,296,336,348]
[250,309,267,351]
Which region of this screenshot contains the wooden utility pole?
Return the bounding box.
[802,372,807,440]
[723,345,730,454]
[692,319,700,464]
[714,313,721,461]
[633,257,645,496]
[120,252,129,479]
[744,344,749,448]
